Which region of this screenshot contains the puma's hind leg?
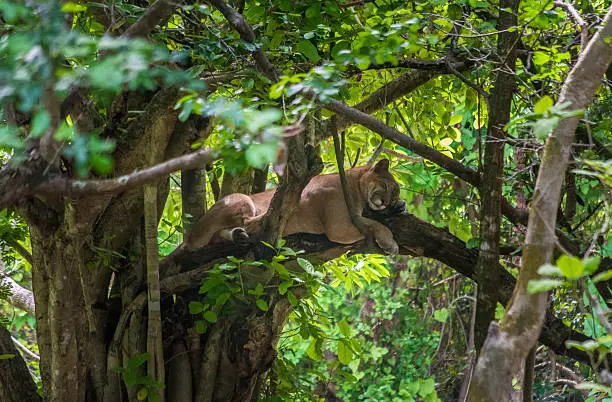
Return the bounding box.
[183,194,256,250]
[325,216,399,255]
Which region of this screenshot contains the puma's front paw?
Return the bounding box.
[231,228,251,247]
[376,238,399,255]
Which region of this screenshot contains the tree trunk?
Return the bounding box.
[474,0,519,351]
[468,8,612,400]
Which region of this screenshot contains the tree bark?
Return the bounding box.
[468,8,612,401]
[0,324,41,402]
[474,0,519,351]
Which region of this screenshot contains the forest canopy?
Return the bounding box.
[0,0,611,401]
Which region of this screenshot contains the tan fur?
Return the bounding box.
[184,159,401,254]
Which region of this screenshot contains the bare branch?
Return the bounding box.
[0,259,35,316]
[11,336,39,361]
[321,97,482,184]
[354,57,470,73]
[35,149,216,198]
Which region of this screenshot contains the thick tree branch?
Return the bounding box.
[159,210,593,366]
[35,149,216,198]
[124,0,181,39]
[1,275,35,316]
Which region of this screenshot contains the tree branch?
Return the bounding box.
[319,96,580,254]
[473,0,518,351]
[158,209,594,366]
[34,149,216,198]
[123,0,181,39]
[3,238,33,266]
[209,0,280,81]
[354,57,470,73]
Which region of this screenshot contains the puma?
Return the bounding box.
[183,159,401,254]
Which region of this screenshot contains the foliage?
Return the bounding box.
[271,258,447,401]
[114,353,165,402]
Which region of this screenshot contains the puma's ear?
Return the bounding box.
[372,158,390,173]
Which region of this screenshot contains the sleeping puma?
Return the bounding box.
[183,159,401,254]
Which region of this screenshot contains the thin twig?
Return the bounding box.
[11,336,40,361]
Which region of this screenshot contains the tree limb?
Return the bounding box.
[209,0,280,81]
[319,96,580,254]
[34,149,216,198]
[2,238,33,266]
[123,0,181,39]
[158,209,594,366]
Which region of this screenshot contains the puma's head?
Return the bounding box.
[360,159,400,211]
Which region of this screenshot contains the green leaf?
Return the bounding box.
[305,4,321,20]
[195,320,207,334]
[137,387,148,400]
[203,310,218,323]
[30,110,51,138]
[584,256,601,275]
[566,340,600,352]
[215,292,231,307]
[537,263,563,277]
[533,116,560,139]
[271,261,290,278]
[245,143,278,169]
[244,108,282,133]
[297,39,320,63]
[298,257,324,278]
[287,290,298,306]
[527,279,564,294]
[338,319,351,337]
[270,30,285,48]
[533,51,550,65]
[449,114,462,125]
[61,2,88,12]
[188,301,205,315]
[248,283,265,297]
[433,308,449,323]
[0,354,15,360]
[278,280,292,295]
[337,340,353,364]
[256,298,269,311]
[534,96,554,114]
[306,338,323,361]
[557,255,584,279]
[90,154,114,176]
[418,377,436,397]
[592,270,612,284]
